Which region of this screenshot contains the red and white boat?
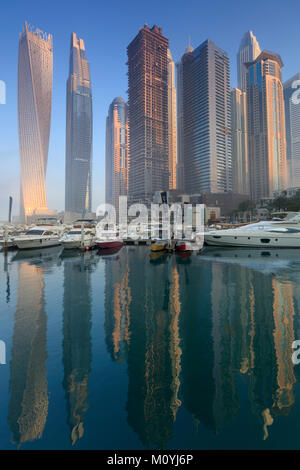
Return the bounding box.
[95,228,123,250]
[175,240,194,252]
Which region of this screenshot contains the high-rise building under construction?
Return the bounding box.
[127,25,169,204]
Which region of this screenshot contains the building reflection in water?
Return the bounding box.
[201,248,297,440]
[7,247,61,446]
[104,248,131,363]
[104,247,299,446]
[7,245,299,447]
[104,247,182,448]
[61,251,98,446]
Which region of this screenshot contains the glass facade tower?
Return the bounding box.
[105,97,129,213]
[177,40,232,194]
[231,88,249,195]
[65,33,93,218]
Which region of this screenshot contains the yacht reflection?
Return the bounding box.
[7,248,61,446]
[104,247,182,448]
[62,251,98,446]
[11,245,62,263]
[200,247,300,278]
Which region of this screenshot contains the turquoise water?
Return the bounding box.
[1,245,300,449]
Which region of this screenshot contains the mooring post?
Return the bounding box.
[4,227,8,255]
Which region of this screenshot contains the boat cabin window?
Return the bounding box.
[44,231,54,235]
[26,229,45,235]
[69,230,81,235]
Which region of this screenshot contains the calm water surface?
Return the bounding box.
[1,245,300,449]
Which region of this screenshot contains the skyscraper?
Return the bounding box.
[167,50,177,190]
[105,97,129,212]
[237,31,261,92]
[177,40,232,194]
[231,88,249,195]
[65,33,93,220]
[127,25,169,204]
[283,74,300,187]
[176,44,193,192]
[246,51,288,200]
[18,22,53,221]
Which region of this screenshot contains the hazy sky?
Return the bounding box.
[0,0,299,220]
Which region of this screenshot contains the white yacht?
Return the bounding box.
[205,214,300,248]
[60,227,95,250]
[14,225,63,250]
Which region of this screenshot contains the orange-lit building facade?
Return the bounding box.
[246,51,288,200]
[18,22,53,221]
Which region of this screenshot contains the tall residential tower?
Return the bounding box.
[105,97,129,213]
[167,49,177,190]
[177,40,232,194]
[246,51,287,200]
[231,88,249,195]
[65,33,93,220]
[127,25,169,204]
[18,22,53,221]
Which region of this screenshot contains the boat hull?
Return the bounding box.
[15,237,61,250]
[176,241,193,252]
[205,232,300,248]
[96,241,123,250]
[61,239,94,250]
[150,243,166,252]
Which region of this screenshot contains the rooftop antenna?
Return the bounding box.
[185,35,193,53]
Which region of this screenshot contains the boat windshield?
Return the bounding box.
[69,230,81,235]
[26,229,45,235]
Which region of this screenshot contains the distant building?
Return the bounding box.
[177,40,232,194]
[65,33,93,219]
[231,88,249,195]
[127,25,169,204]
[167,50,177,190]
[246,51,288,200]
[18,22,53,222]
[105,97,129,214]
[237,31,261,92]
[283,74,300,187]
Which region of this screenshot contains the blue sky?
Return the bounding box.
[0,0,299,220]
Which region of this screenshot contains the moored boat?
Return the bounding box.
[150,240,167,252]
[175,240,194,252]
[205,213,300,248]
[60,227,95,250]
[14,225,63,250]
[95,227,123,250]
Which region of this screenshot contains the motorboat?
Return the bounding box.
[14,225,63,250]
[205,213,300,248]
[95,228,123,250]
[60,227,95,250]
[150,240,168,252]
